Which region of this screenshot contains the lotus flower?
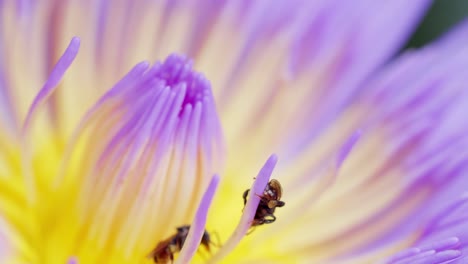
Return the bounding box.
[1,0,468,263]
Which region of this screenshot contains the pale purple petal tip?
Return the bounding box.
[387,237,461,264]
[336,130,362,167]
[22,37,80,133]
[418,237,460,252]
[411,250,461,264]
[207,154,278,264]
[176,174,220,264]
[67,257,78,264]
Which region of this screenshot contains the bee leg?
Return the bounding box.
[246,218,262,234]
[212,231,222,248]
[242,189,250,212]
[246,225,257,235]
[263,214,276,224]
[242,189,250,205]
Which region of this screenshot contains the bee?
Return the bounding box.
[148,225,215,263]
[243,179,285,226]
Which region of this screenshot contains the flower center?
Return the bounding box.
[32,53,225,263]
[155,54,211,112]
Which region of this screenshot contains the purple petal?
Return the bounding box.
[19,37,79,202]
[219,0,431,157]
[53,61,150,187]
[21,37,80,134]
[207,154,278,263]
[329,20,468,262]
[176,174,220,264]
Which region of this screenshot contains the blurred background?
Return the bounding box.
[406,0,468,48]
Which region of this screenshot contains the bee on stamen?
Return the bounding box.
[148,225,218,263]
[242,179,285,227]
